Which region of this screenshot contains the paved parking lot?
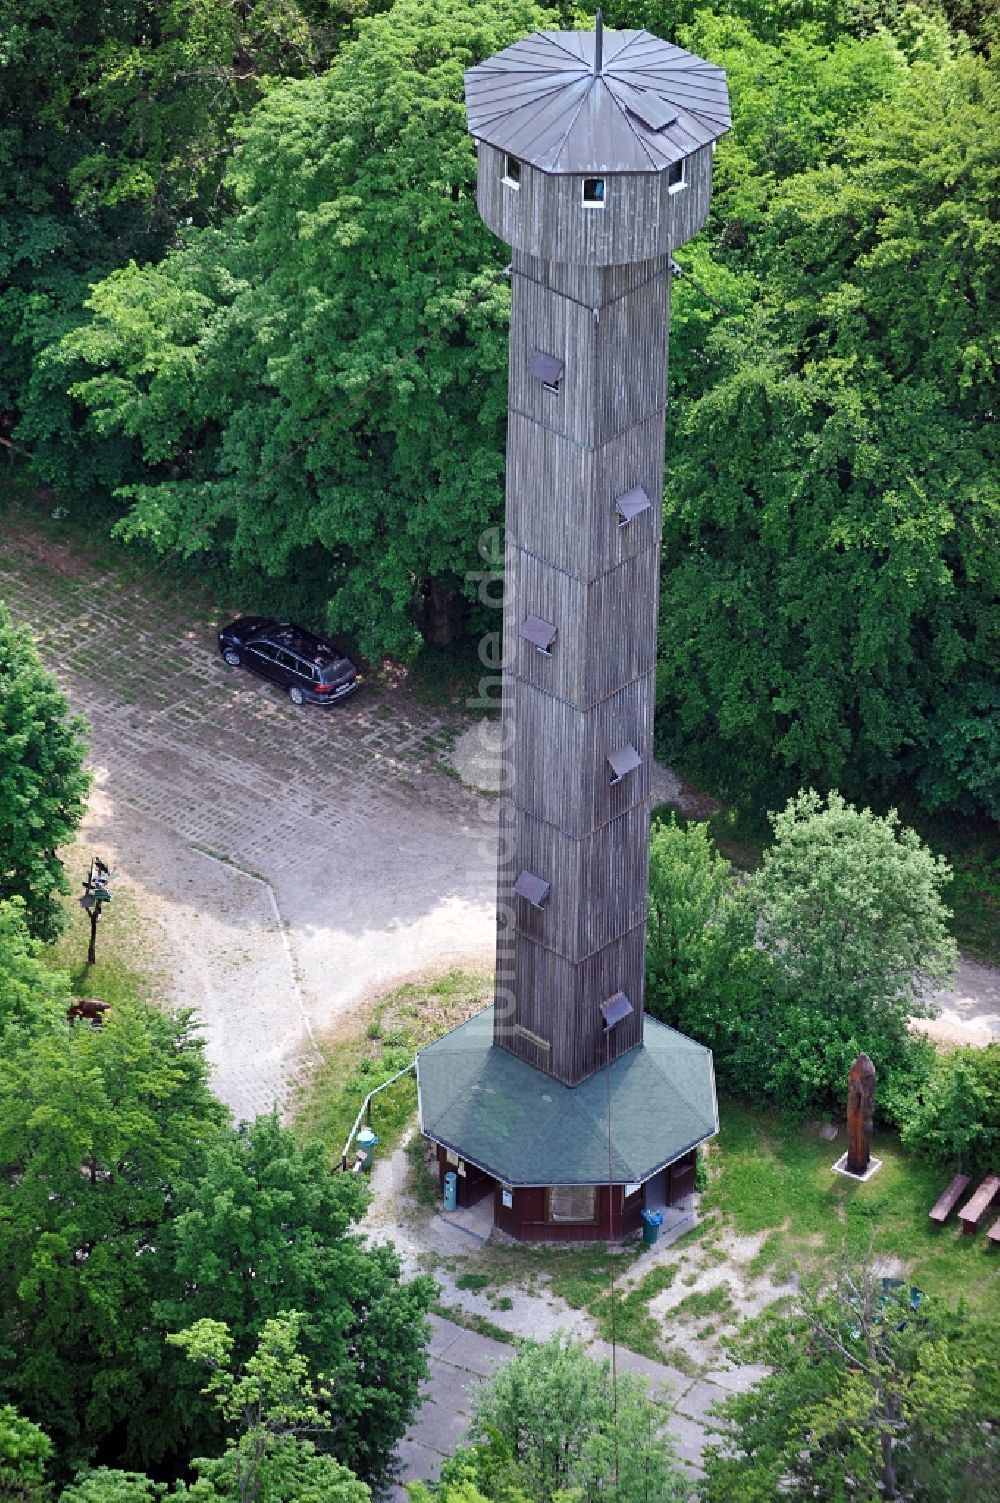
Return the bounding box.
[0,512,497,1117]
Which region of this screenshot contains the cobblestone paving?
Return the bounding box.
[0,524,498,1118]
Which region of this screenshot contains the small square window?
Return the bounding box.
[548,1185,597,1224]
[519,614,557,655]
[667,159,686,192]
[608,744,642,786]
[583,177,606,206]
[527,350,564,392]
[504,156,521,188]
[513,869,550,909]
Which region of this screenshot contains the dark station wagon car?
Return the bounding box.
[218,617,360,706]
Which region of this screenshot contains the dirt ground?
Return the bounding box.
[1,514,498,1120]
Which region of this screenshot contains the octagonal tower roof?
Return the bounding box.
[417,1007,718,1187]
[465,24,730,175]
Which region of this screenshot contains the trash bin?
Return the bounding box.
[356,1127,378,1172]
[641,1208,663,1247]
[443,1171,458,1213]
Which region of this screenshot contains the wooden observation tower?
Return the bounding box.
[417,19,731,1241]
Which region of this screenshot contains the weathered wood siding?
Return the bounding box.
[478,142,714,262]
[505,411,665,580]
[503,542,660,709]
[488,123,711,1088]
[500,800,650,958]
[494,922,647,1079]
[506,673,654,836]
[508,257,670,450]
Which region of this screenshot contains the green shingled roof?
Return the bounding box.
[416,1007,717,1187]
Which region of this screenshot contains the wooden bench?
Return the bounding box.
[929,1173,971,1226]
[957,1174,1000,1235]
[987,1216,1000,1248]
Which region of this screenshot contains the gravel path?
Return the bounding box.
[0,516,498,1119]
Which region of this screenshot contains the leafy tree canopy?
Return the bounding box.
[886,1041,1000,1176]
[0,1404,53,1502]
[154,1115,435,1483]
[0,898,75,1037]
[750,790,955,1020]
[0,0,384,439]
[656,15,999,815]
[645,812,754,1028]
[55,0,552,659]
[0,994,225,1470]
[0,603,90,940]
[643,793,955,1116]
[702,1262,1000,1502]
[168,1311,371,1503]
[457,1335,690,1502]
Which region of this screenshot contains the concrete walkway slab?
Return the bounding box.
[438,1327,515,1378]
[391,1313,741,1494]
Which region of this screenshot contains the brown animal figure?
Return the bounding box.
[67,998,111,1027]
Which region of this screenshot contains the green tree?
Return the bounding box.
[644,792,955,1114]
[654,16,999,818]
[1,0,378,483]
[0,995,225,1470]
[0,1405,52,1502]
[186,1441,368,1503]
[646,813,740,1021]
[888,1043,1000,1176]
[56,0,552,660]
[643,816,786,1102]
[407,1473,532,1503]
[0,603,89,940]
[702,1263,1000,1502]
[57,1329,369,1503]
[751,791,955,1018]
[168,1312,369,1503]
[743,792,954,1109]
[457,1336,690,1503]
[155,1115,435,1484]
[58,1475,171,1503]
[0,899,75,1037]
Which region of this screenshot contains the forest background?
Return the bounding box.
[1,0,996,829]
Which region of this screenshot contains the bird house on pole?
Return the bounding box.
[417,17,731,1241]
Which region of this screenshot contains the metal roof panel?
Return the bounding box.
[466,26,729,175]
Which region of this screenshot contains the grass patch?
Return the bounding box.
[407,1135,440,1207]
[43,861,164,1009]
[668,1283,737,1324]
[540,1243,641,1313]
[431,1302,522,1347]
[292,970,491,1163]
[705,1098,1000,1316]
[604,1263,681,1360]
[456,1273,492,1292]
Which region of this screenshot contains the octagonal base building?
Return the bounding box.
[417,22,731,1241]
